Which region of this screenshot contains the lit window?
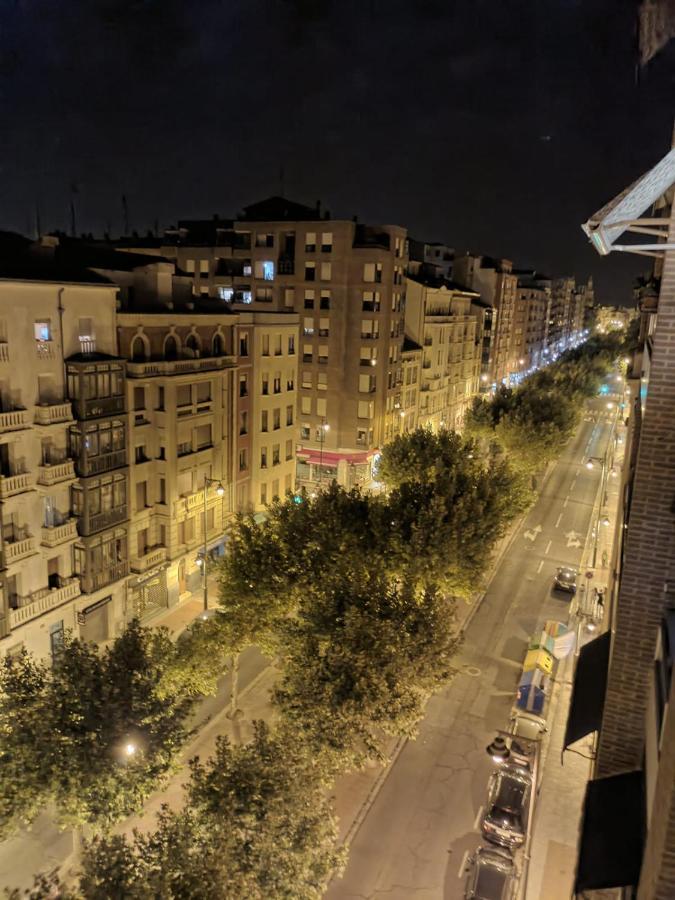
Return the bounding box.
[305,232,316,252]
[321,232,333,253]
[241,290,252,304]
[34,321,51,341]
[218,287,234,301]
[263,261,274,281]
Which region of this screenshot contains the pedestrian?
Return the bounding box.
[595,586,605,610]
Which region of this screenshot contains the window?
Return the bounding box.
[363,262,382,283]
[34,320,51,341]
[261,410,268,432]
[356,428,368,445]
[273,409,280,430]
[50,621,65,659]
[321,232,333,253]
[272,444,280,466]
[286,374,295,391]
[199,259,209,274]
[362,290,380,311]
[320,262,332,281]
[133,386,145,411]
[274,334,282,356]
[239,334,249,357]
[319,318,329,337]
[262,334,270,356]
[316,398,327,417]
[284,288,295,308]
[218,287,234,302]
[361,320,379,339]
[130,335,146,361]
[185,259,195,273]
[358,401,374,419]
[157,386,165,410]
[320,290,331,310]
[286,439,293,460]
[158,478,166,504]
[177,384,191,407]
[305,262,316,281]
[301,424,310,440]
[135,445,148,464]
[305,232,316,252]
[273,373,281,394]
[260,483,267,505]
[239,411,248,435]
[239,374,248,397]
[256,287,273,302]
[286,405,293,426]
[256,233,274,248]
[263,261,275,281]
[239,449,248,471]
[302,370,312,389]
[212,333,225,356]
[288,335,295,355]
[359,374,375,393]
[262,373,269,395]
[260,447,268,469]
[303,317,314,336]
[301,396,312,415]
[303,344,312,363]
[136,481,148,511]
[304,289,315,309]
[318,345,328,364]
[317,372,327,391]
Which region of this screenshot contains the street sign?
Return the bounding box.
[586,571,594,579]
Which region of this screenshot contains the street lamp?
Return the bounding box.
[201,477,225,612]
[318,419,329,485]
[486,735,511,764]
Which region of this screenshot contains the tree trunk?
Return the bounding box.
[228,652,242,721]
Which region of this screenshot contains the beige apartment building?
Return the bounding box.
[0,237,127,659]
[404,275,482,432]
[514,271,551,373]
[134,197,408,489]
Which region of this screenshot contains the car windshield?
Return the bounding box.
[559,568,575,580]
[475,864,508,898]
[494,774,527,813]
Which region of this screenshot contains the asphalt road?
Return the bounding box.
[328,396,615,900]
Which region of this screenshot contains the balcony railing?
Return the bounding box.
[0,343,9,363]
[0,409,31,432]
[75,448,127,477]
[41,518,79,547]
[35,401,74,426]
[37,460,76,486]
[9,578,81,629]
[36,340,57,359]
[5,536,37,565]
[126,355,235,378]
[0,472,35,498]
[78,504,128,536]
[79,560,129,594]
[130,546,167,574]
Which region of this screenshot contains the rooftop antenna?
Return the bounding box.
[122,194,129,235]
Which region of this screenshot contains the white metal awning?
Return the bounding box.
[582,147,675,257]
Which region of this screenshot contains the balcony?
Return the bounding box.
[73,395,126,421]
[126,355,235,378]
[0,472,35,499]
[79,560,129,595]
[5,535,38,566]
[0,409,31,433]
[0,343,9,363]
[75,448,127,477]
[130,545,167,574]
[78,505,128,537]
[41,518,79,547]
[9,578,81,629]
[35,401,74,426]
[37,460,76,487]
[35,340,57,360]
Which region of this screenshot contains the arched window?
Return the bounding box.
[130,335,146,362]
[212,333,224,357]
[164,335,178,360]
[186,334,200,358]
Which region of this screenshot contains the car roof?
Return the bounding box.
[492,769,530,811]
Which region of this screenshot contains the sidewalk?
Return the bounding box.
[525,411,625,900]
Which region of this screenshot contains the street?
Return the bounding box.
[328,395,615,900]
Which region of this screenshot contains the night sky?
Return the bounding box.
[1,0,674,304]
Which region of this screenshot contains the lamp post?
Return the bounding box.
[317,418,329,485]
[200,477,225,612]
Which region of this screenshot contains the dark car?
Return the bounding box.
[481,767,531,849]
[464,845,516,900]
[554,566,577,594]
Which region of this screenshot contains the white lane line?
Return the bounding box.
[545,540,552,555]
[555,513,562,528]
[563,496,569,508]
[473,805,484,832]
[570,480,577,490]
[537,559,544,574]
[458,849,470,879]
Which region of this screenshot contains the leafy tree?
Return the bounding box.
[272,573,458,770]
[377,428,478,488]
[49,724,343,900]
[0,621,191,839]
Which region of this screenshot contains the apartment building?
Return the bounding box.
[0,235,125,658]
[405,275,482,432]
[408,238,454,281]
[514,271,551,372]
[453,253,518,385]
[133,197,408,489]
[399,339,422,434]
[548,276,575,354]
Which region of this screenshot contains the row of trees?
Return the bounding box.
[4,335,621,897]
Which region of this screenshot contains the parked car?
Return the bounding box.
[508,712,546,771]
[481,767,531,849]
[554,566,577,594]
[464,845,516,899]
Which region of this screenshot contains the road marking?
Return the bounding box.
[570,480,577,490]
[563,496,569,508]
[555,513,562,528]
[458,849,470,879]
[545,540,552,554]
[537,559,544,574]
[473,805,484,832]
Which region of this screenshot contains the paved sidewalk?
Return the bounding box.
[525,410,625,899]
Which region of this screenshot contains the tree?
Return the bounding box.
[50,724,344,900]
[272,573,458,770]
[377,428,480,488]
[0,621,191,840]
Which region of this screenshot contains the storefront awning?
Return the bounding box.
[575,770,644,894]
[564,631,611,749]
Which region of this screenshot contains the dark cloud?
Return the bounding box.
[0,0,673,303]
